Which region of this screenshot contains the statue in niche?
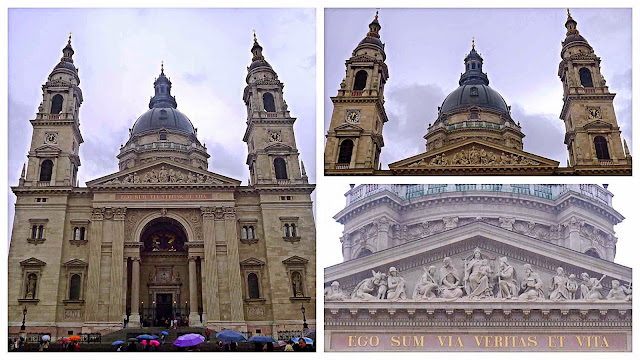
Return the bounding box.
[324,281,348,301]
[606,280,632,301]
[412,266,438,300]
[26,273,38,299]
[496,257,518,299]
[549,267,570,301]
[518,264,544,301]
[439,257,463,300]
[375,273,388,299]
[464,248,492,299]
[386,267,407,301]
[351,270,383,301]
[291,272,304,297]
[172,269,181,282]
[567,274,578,300]
[580,273,604,301]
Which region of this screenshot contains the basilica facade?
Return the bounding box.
[8,34,316,338]
[324,10,632,175]
[324,184,631,351]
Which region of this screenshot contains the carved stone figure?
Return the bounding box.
[549,267,570,301]
[580,273,604,301]
[291,272,304,297]
[26,273,37,299]
[518,264,544,301]
[468,259,494,299]
[351,270,383,301]
[567,274,578,300]
[324,281,348,301]
[172,269,181,282]
[412,266,438,300]
[375,273,388,299]
[386,267,407,301]
[464,248,492,298]
[497,257,518,299]
[606,280,631,301]
[439,257,463,300]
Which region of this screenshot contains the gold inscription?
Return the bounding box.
[116,193,212,201]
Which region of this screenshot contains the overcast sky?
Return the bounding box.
[7,8,316,239]
[319,183,637,269]
[324,8,632,168]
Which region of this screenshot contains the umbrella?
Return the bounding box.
[137,334,155,340]
[127,338,138,342]
[248,336,277,343]
[277,340,287,346]
[150,340,160,347]
[141,340,148,346]
[69,335,81,341]
[111,340,124,346]
[215,330,247,343]
[58,338,69,343]
[42,335,51,342]
[151,335,159,339]
[173,333,205,347]
[161,331,169,335]
[292,337,314,344]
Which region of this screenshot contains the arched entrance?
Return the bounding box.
[138,217,190,327]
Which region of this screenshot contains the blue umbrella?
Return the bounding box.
[151,335,159,339]
[137,334,155,340]
[292,337,314,344]
[248,336,277,343]
[215,330,247,342]
[161,331,169,336]
[111,340,124,345]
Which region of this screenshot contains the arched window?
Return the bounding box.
[31,226,38,239]
[337,140,354,164]
[357,249,373,258]
[241,226,248,239]
[247,273,260,299]
[80,227,86,240]
[69,274,81,300]
[73,227,80,240]
[471,63,476,69]
[274,158,288,180]
[284,224,291,237]
[39,160,54,182]
[594,136,610,160]
[290,224,297,237]
[50,94,63,114]
[353,70,368,91]
[585,249,601,259]
[159,131,167,140]
[38,225,44,239]
[579,68,594,87]
[262,93,276,112]
[248,226,255,239]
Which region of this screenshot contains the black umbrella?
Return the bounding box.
[127,338,138,342]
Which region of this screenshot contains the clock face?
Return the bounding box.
[269,131,282,142]
[588,107,601,119]
[346,110,360,124]
[45,132,58,144]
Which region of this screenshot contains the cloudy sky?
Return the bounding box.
[324,8,632,167]
[7,8,316,238]
[319,183,637,269]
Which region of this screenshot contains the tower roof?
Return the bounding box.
[248,31,273,71]
[562,9,590,47]
[53,33,78,74]
[358,10,384,50]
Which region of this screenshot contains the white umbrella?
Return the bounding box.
[42,335,51,342]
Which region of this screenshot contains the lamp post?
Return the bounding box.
[300,304,308,332]
[21,306,27,331]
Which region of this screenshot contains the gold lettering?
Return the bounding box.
[357,336,367,347]
[413,336,424,347]
[576,336,584,347]
[558,336,565,348]
[528,336,537,347]
[348,336,356,347]
[474,336,482,347]
[602,336,609,348]
[456,337,463,348]
[485,336,492,347]
[519,337,526,347]
[548,336,556,348]
[402,336,409,347]
[370,336,379,347]
[437,336,445,347]
[495,335,503,348]
[391,336,400,347]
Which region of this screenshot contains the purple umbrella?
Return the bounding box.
[173,333,205,347]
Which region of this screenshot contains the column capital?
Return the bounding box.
[188,255,198,262]
[91,208,104,221]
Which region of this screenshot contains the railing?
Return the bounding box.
[78,333,101,343]
[445,121,503,131]
[350,91,363,97]
[37,181,51,187]
[277,330,304,341]
[598,159,613,166]
[335,163,350,169]
[266,113,278,118]
[276,179,291,185]
[25,333,51,343]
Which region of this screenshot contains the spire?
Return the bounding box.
[160,60,164,74]
[251,30,264,61]
[20,164,25,180]
[565,8,579,36]
[366,9,381,38]
[459,39,489,86]
[61,32,75,63]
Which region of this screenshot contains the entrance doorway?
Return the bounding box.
[156,293,173,323]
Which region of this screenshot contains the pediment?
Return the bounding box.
[389,139,559,169]
[326,222,631,294]
[33,145,62,155]
[63,259,89,268]
[349,54,377,63]
[86,159,241,188]
[282,255,309,265]
[240,257,266,267]
[263,143,294,152]
[20,257,46,267]
[333,123,364,133]
[583,120,613,130]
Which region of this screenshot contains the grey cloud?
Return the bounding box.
[182,72,208,85]
[511,104,567,164]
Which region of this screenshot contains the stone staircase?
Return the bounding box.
[100,326,206,345]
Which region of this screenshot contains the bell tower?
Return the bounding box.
[324,11,389,174]
[558,9,631,169]
[242,32,307,185]
[21,34,83,187]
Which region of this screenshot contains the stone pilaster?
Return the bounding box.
[109,207,126,322]
[84,208,104,323]
[224,207,245,322]
[568,217,581,251]
[376,217,391,251]
[188,255,200,326]
[130,257,141,327]
[202,207,220,322]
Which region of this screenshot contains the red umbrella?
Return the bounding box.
[58,338,69,343]
[150,340,160,346]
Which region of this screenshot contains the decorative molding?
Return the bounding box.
[27,238,46,245]
[283,236,301,243]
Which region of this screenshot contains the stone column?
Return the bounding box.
[202,207,220,323]
[568,217,581,251]
[376,217,391,251]
[350,137,360,168]
[188,255,200,326]
[129,257,141,327]
[84,208,104,325]
[224,207,245,322]
[109,207,126,323]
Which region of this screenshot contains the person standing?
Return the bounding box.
[205,328,211,342]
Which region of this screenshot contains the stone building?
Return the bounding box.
[8,34,316,338]
[325,184,631,351]
[324,10,632,175]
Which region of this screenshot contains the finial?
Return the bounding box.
[161,60,164,74]
[68,32,72,44]
[374,9,379,21]
[472,37,475,49]
[567,8,571,19]
[253,29,257,43]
